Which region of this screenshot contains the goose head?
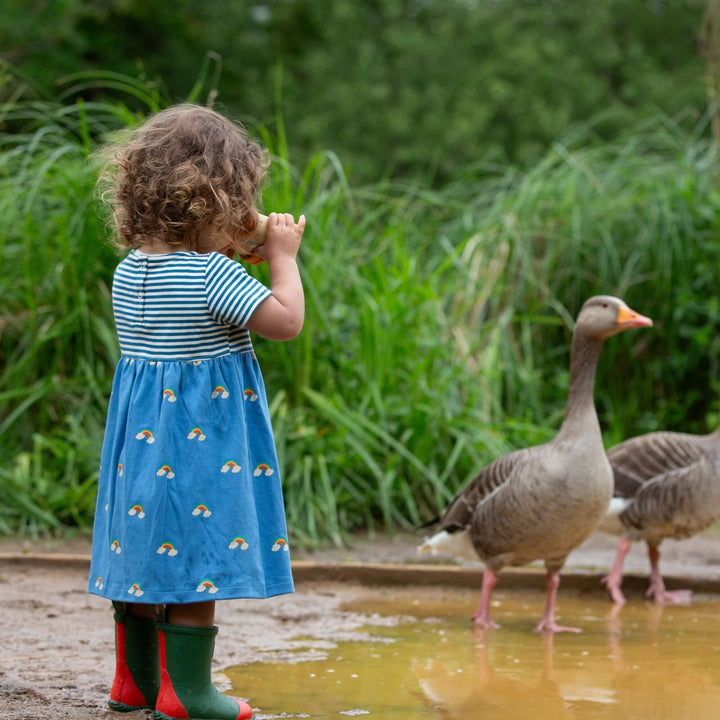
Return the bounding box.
[575,295,653,340]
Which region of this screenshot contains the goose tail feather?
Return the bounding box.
[418,528,478,562]
[595,496,631,536]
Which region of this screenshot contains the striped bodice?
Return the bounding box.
[112,249,270,361]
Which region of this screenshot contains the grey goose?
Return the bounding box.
[419,296,653,632]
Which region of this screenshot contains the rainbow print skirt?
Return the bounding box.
[88,352,294,603]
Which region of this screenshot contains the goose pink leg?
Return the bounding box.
[535,570,581,633]
[645,545,692,605]
[471,569,500,628]
[602,537,631,604]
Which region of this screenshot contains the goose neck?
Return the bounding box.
[562,331,603,430]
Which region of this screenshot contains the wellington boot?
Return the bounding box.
[109,607,160,712]
[154,622,253,720]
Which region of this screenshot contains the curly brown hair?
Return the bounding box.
[96,104,269,251]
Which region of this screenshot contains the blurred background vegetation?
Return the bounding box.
[2,0,712,182]
[2,0,720,545]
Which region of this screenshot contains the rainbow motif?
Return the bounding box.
[117,462,124,476]
[156,542,178,557]
[196,579,219,594]
[211,385,229,399]
[156,465,175,479]
[135,429,155,444]
[253,463,274,477]
[271,538,289,552]
[128,583,144,598]
[128,504,145,519]
[94,576,103,589]
[110,539,122,554]
[228,536,249,550]
[187,427,207,442]
[163,388,177,403]
[192,504,212,518]
[243,388,258,402]
[221,460,242,474]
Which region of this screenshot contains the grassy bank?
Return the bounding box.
[2,88,719,545]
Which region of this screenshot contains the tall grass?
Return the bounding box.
[2,78,720,545]
[0,93,129,536]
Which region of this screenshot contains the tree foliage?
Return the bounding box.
[1,0,709,182]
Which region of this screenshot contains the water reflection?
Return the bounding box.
[602,603,720,720]
[228,589,720,720]
[414,631,573,719]
[412,600,720,720]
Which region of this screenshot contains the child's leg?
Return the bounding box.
[166,600,215,626]
[156,601,253,720]
[109,601,160,712]
[126,601,158,619]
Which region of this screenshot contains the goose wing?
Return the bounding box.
[437,446,539,533]
[619,452,720,539]
[607,431,707,499]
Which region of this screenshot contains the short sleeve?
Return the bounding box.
[205,253,271,327]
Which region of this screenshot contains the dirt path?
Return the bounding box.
[2,529,720,720]
[0,559,391,720]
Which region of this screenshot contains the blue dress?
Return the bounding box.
[88,249,294,604]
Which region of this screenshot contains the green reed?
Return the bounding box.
[2,80,720,544]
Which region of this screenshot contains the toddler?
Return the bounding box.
[88,103,305,720]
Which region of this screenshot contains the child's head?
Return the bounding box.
[97,104,269,251]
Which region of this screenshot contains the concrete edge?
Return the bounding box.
[2,553,720,597]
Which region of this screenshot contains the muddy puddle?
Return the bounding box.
[226,587,720,719]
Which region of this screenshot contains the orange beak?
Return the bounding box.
[617,305,653,329]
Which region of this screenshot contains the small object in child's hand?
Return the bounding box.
[234,214,268,265]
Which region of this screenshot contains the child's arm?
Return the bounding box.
[246,212,306,341]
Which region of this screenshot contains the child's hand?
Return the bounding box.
[257,213,305,263]
[246,212,306,341]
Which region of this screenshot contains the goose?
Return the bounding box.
[418,296,653,632]
[598,425,720,605]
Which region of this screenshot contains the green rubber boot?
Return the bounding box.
[109,605,160,712]
[154,622,253,720]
